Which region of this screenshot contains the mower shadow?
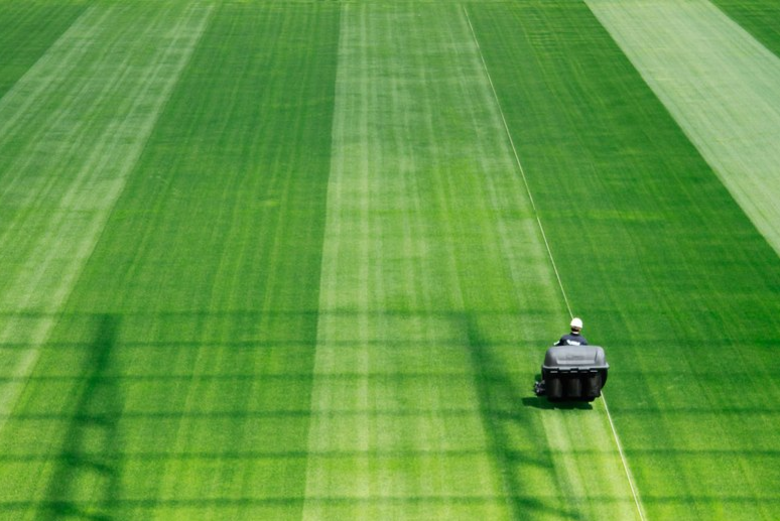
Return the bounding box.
[523,373,595,410]
[463,314,581,521]
[521,396,593,410]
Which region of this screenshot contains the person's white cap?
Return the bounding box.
[570,317,583,330]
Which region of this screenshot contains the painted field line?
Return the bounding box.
[304,4,561,517]
[461,7,571,320]
[463,6,647,521]
[602,392,646,521]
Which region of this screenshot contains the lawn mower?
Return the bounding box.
[533,345,609,402]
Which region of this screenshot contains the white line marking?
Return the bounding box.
[603,392,647,520]
[463,6,646,521]
[462,6,572,319]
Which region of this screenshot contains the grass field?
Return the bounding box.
[1,1,779,520]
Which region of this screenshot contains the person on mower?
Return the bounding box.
[555,317,588,346]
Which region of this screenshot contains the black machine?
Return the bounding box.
[534,345,609,402]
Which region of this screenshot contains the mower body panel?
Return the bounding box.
[538,345,609,401]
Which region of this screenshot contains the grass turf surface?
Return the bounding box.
[1,2,338,519]
[1,1,779,520]
[304,4,636,518]
[471,1,780,519]
[712,0,780,58]
[586,0,780,256]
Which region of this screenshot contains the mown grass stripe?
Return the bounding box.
[464,7,645,519]
[305,3,640,520]
[463,5,573,318]
[469,2,780,519]
[586,0,780,256]
[0,4,211,449]
[711,0,780,60]
[0,4,340,518]
[0,2,86,100]
[0,6,212,514]
[306,5,527,518]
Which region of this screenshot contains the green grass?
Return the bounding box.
[585,0,780,256]
[712,0,780,57]
[306,4,579,518]
[1,1,779,520]
[0,9,212,510]
[0,2,338,519]
[0,2,87,98]
[470,2,780,519]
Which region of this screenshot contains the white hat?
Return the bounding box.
[570,317,583,330]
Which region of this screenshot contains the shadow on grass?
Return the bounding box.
[462,314,581,521]
[40,314,124,521]
[521,397,593,410]
[11,309,595,518]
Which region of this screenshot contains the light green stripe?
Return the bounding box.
[305,5,523,518]
[305,4,638,519]
[586,0,780,255]
[0,4,211,430]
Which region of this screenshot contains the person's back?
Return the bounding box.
[555,317,588,346]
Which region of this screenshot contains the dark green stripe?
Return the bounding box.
[0,2,87,99]
[11,4,339,518]
[712,0,780,59]
[470,2,780,520]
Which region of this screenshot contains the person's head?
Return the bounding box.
[570,317,583,334]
